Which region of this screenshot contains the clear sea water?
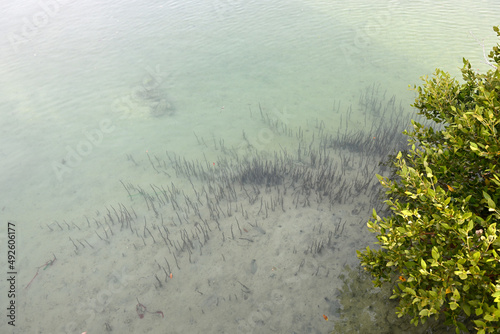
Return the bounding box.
[0,0,498,333]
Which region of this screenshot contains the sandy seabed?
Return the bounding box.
[5,96,426,334]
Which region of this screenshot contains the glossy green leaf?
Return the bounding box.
[420,258,427,270]
[431,247,439,260]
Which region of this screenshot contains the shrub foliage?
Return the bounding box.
[358,26,500,333]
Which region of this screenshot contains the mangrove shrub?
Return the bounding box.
[358,26,500,333]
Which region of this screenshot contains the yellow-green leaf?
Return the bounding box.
[431,246,439,260]
[405,287,416,296]
[421,258,427,270]
[401,209,413,216]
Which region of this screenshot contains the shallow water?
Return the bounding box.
[0,0,498,333]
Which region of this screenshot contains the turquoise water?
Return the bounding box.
[2,0,498,214]
[0,0,498,333]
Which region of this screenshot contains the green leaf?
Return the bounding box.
[419,309,430,317]
[404,261,416,268]
[455,270,468,280]
[492,291,500,303]
[441,222,452,230]
[431,247,439,260]
[484,314,495,321]
[421,258,427,270]
[466,220,473,232]
[487,223,497,235]
[463,302,471,316]
[450,301,459,310]
[475,319,486,328]
[405,287,416,296]
[483,191,496,209]
[401,209,413,216]
[425,166,433,178]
